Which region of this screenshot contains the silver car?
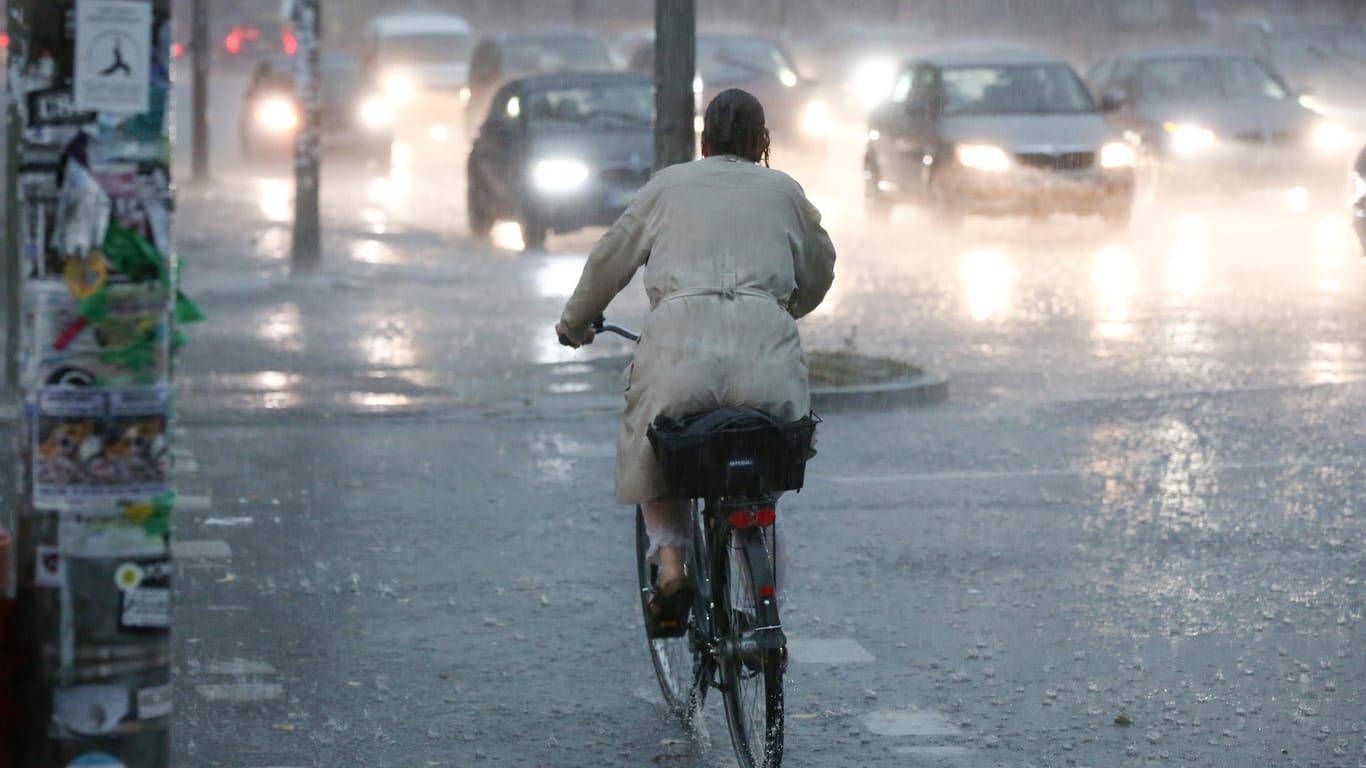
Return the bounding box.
[864,49,1136,228]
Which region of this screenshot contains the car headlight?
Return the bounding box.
[1352,172,1366,203]
[532,159,590,194]
[359,96,394,129]
[1163,121,1215,155]
[385,72,415,103]
[1313,120,1350,154]
[801,99,833,138]
[254,97,299,132]
[956,143,1010,172]
[850,58,897,109]
[1099,141,1136,169]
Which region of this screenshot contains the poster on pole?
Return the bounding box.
[73,0,152,115]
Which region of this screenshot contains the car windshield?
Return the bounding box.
[1138,57,1289,101]
[698,37,798,84]
[941,64,1096,115]
[523,82,653,130]
[501,37,614,78]
[378,33,474,65]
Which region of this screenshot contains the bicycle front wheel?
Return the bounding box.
[718,525,785,768]
[635,505,704,723]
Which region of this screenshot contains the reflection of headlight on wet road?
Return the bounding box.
[532,159,590,193]
[359,96,394,129]
[385,72,415,103]
[254,97,299,131]
[801,100,833,138]
[1164,122,1215,155]
[1099,141,1136,169]
[850,59,897,108]
[956,143,1010,172]
[1312,121,1350,153]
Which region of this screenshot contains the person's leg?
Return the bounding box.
[642,498,692,586]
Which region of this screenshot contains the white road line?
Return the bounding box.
[195,683,283,703]
[203,517,253,527]
[176,458,200,473]
[787,638,875,665]
[207,659,277,675]
[173,539,232,560]
[178,494,212,511]
[864,709,962,737]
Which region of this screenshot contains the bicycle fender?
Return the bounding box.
[738,527,786,650]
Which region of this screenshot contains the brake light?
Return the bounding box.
[282,31,297,55]
[0,34,9,49]
[728,511,753,529]
[755,508,776,527]
[171,42,183,58]
[224,28,242,54]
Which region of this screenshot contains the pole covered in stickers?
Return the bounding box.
[3,0,200,765]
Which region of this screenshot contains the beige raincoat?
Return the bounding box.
[559,155,836,504]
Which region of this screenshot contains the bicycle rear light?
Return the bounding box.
[758,584,776,599]
[729,511,754,529]
[755,507,776,527]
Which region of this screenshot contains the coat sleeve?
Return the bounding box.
[559,186,655,343]
[787,193,836,319]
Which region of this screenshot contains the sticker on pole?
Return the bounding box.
[74,0,152,115]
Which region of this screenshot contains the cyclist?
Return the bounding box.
[555,88,836,631]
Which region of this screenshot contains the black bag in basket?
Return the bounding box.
[647,407,820,499]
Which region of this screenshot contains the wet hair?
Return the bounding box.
[701,88,771,167]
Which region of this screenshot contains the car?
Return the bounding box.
[464,31,618,140]
[1353,144,1366,257]
[794,22,940,115]
[627,33,833,152]
[863,48,1136,227]
[466,71,654,249]
[363,12,475,142]
[1087,49,1355,202]
[1212,18,1366,128]
[238,54,394,165]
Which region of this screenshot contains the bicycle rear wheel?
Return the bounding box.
[635,505,705,722]
[717,523,785,768]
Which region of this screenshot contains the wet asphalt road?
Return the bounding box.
[152,72,1366,766]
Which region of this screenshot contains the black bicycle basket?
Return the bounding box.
[647,407,820,498]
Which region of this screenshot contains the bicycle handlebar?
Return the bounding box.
[557,316,640,347]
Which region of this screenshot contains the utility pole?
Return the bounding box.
[8,0,185,765]
[654,0,696,172]
[289,0,321,270]
[191,0,210,180]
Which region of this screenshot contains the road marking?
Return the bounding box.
[207,659,276,675]
[195,683,283,702]
[178,494,212,511]
[788,638,874,665]
[176,458,200,473]
[204,517,254,527]
[864,709,961,737]
[173,539,232,560]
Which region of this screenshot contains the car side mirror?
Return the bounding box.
[1100,90,1127,112]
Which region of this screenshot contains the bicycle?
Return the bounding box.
[589,319,817,768]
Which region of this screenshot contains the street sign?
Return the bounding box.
[73,0,150,114]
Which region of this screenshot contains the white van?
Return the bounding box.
[364,12,475,102]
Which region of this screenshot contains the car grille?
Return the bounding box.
[1233,130,1299,146]
[600,167,651,186]
[1014,151,1095,172]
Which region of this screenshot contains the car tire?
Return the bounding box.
[1101,200,1132,232]
[520,210,547,251]
[467,175,494,241]
[928,176,963,230]
[864,159,892,223]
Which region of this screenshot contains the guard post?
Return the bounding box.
[6,0,187,765]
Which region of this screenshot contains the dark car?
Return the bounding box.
[1353,145,1366,257]
[238,54,394,164]
[1087,49,1353,200]
[466,72,654,249]
[628,34,832,151]
[464,31,618,139]
[864,49,1135,227]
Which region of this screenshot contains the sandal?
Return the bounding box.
[646,578,695,638]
